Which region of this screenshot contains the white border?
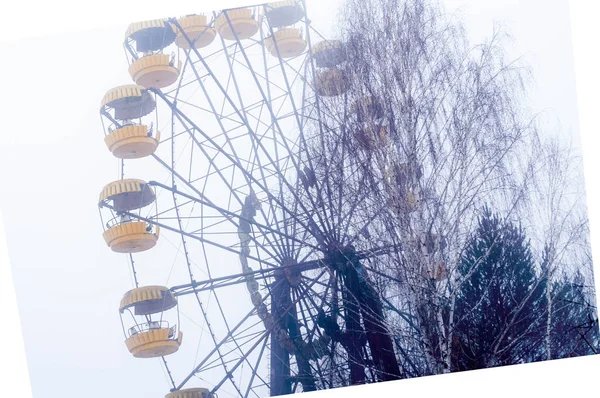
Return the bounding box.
[0,1,598,397]
[0,208,33,398]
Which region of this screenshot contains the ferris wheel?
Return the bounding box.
[96,1,426,397]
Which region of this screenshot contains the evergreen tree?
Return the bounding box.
[528,244,598,361]
[451,207,545,371]
[546,271,599,359]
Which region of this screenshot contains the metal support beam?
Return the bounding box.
[270,272,292,396]
[345,250,402,382]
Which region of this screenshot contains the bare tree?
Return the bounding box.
[301,0,597,378]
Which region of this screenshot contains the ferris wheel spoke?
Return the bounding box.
[214,26,315,256]
[151,131,292,261]
[163,71,210,96]
[242,337,269,398]
[332,130,352,243]
[299,273,330,290]
[232,104,293,255]
[201,278,268,390]
[158,90,328,253]
[255,35,294,254]
[158,208,282,266]
[310,129,350,244]
[280,289,339,387]
[191,288,245,398]
[183,264,329,393]
[193,292,264,398]
[154,71,323,253]
[170,127,251,398]
[291,215,321,261]
[327,130,378,231]
[99,5,413,395]
[333,162,385,244]
[178,19,337,245]
[177,272,285,391]
[170,95,246,127]
[230,57,291,98]
[292,286,332,388]
[102,201,279,267]
[343,201,391,249]
[297,5,347,239]
[257,38,339,239]
[197,327,270,398]
[196,324,264,372]
[180,316,267,392]
[151,180,321,255]
[165,41,274,221]
[217,265,330,394]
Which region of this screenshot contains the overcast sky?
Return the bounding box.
[0,1,583,397]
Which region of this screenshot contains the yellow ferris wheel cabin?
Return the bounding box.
[128,53,182,89]
[352,95,384,120]
[125,20,182,89]
[175,15,217,49]
[264,28,307,58]
[385,164,423,214]
[126,19,177,53]
[99,179,160,253]
[165,388,215,398]
[99,179,156,212]
[265,1,304,27]
[312,40,346,68]
[355,124,388,151]
[119,286,183,358]
[101,85,160,159]
[315,68,349,97]
[214,8,259,41]
[393,189,421,214]
[101,84,155,120]
[105,123,161,159]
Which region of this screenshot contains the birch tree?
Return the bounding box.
[299,0,598,381]
[305,0,599,377]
